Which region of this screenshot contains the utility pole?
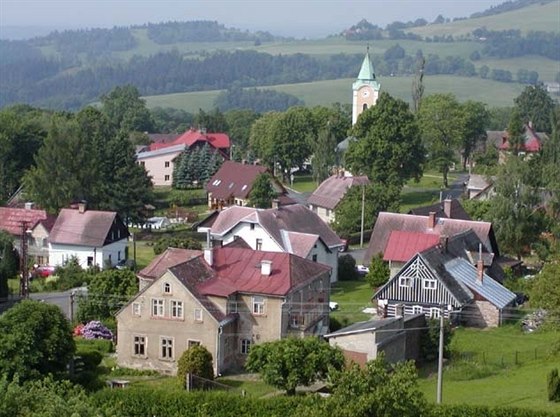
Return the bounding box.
[360,184,365,248]
[436,305,445,404]
[19,221,30,298]
[69,290,75,321]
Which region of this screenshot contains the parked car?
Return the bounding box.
[356,265,369,276]
[32,265,55,278]
[116,259,136,270]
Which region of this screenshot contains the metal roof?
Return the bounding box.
[324,317,401,338]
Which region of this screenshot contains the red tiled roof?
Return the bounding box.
[49,208,119,247]
[0,207,54,236]
[137,247,203,281]
[308,174,370,210]
[206,161,272,200]
[498,124,545,152]
[147,129,230,152]
[383,231,440,262]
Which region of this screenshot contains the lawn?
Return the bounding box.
[400,190,441,213]
[289,174,317,193]
[418,326,560,412]
[329,279,374,325]
[129,240,157,271]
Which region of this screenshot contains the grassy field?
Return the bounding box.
[409,1,560,37]
[144,74,527,112]
[418,326,560,412]
[289,174,317,193]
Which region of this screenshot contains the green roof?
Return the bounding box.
[357,50,376,81]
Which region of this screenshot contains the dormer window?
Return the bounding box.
[163,282,171,294]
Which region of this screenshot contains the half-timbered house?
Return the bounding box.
[373,230,516,327]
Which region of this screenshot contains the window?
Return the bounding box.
[87,256,94,267]
[164,175,170,181]
[132,302,141,316]
[164,161,170,168]
[188,340,200,348]
[412,305,423,315]
[399,277,412,288]
[117,251,121,261]
[133,336,146,356]
[160,337,173,359]
[363,103,368,110]
[250,223,255,230]
[256,238,262,251]
[152,299,165,317]
[312,254,318,262]
[241,339,252,355]
[290,314,304,327]
[252,296,265,315]
[430,308,441,319]
[171,300,184,319]
[163,282,171,294]
[194,308,203,322]
[423,279,437,290]
[140,161,145,167]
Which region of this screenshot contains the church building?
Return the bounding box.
[352,48,381,125]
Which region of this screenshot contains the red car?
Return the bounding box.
[33,265,55,278]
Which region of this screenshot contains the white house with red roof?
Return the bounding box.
[48,203,129,269]
[136,128,230,186]
[0,204,57,266]
[198,204,345,282]
[116,245,331,375]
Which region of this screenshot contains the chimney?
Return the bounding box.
[271,199,280,209]
[204,248,213,266]
[78,201,87,213]
[528,121,533,129]
[440,235,448,253]
[427,211,436,229]
[443,199,452,218]
[24,202,34,210]
[477,243,484,283]
[261,260,272,276]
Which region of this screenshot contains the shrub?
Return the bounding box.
[420,318,452,362]
[153,237,202,255]
[76,350,103,372]
[82,321,113,340]
[365,253,389,288]
[75,337,114,354]
[110,366,160,377]
[548,368,560,402]
[338,254,358,281]
[177,345,214,387]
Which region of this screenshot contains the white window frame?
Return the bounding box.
[240,338,252,355]
[160,337,174,360]
[430,307,441,319]
[171,300,184,319]
[152,299,165,317]
[194,308,203,322]
[423,279,437,290]
[399,277,412,288]
[132,302,141,316]
[412,305,423,315]
[188,340,200,348]
[133,335,147,357]
[252,296,265,315]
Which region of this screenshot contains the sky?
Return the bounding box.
[0,0,504,39]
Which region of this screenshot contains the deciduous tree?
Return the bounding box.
[311,125,337,185]
[177,345,214,387]
[248,173,277,209]
[0,231,18,298]
[461,100,489,170]
[101,85,154,133]
[513,84,555,133]
[245,337,344,396]
[365,253,389,289]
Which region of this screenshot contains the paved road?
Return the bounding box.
[30,287,87,320]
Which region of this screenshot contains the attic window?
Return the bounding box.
[422,279,437,290]
[212,179,221,186]
[228,182,234,189]
[163,282,172,294]
[241,185,248,191]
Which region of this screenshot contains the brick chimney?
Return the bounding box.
[427,212,436,229]
[261,260,272,276]
[443,199,452,218]
[271,199,280,209]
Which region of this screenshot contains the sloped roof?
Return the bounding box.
[364,212,498,265]
[324,317,401,338]
[409,199,471,221]
[492,124,548,153]
[383,231,440,263]
[206,161,275,200]
[282,230,320,259]
[205,205,344,250]
[307,174,370,210]
[445,258,515,309]
[49,208,120,246]
[146,128,230,152]
[0,207,55,236]
[137,247,203,281]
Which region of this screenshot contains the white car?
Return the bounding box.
[329,301,339,311]
[356,265,369,275]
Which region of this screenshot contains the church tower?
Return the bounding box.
[352,47,381,125]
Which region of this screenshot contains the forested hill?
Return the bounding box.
[0,0,558,110]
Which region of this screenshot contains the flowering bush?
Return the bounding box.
[73,323,84,336]
[81,320,113,340]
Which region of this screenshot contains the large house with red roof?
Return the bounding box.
[136,128,230,186]
[0,204,57,266]
[486,123,548,164]
[198,204,345,282]
[205,161,291,209]
[116,245,331,375]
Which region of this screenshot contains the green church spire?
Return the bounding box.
[357,46,376,81]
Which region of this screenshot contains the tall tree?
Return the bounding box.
[346,92,424,188]
[513,84,555,133]
[461,100,489,170]
[0,300,75,382]
[0,231,18,298]
[224,109,260,160]
[311,125,337,185]
[248,173,276,209]
[507,109,525,156]
[418,93,465,187]
[411,56,425,113]
[100,85,154,133]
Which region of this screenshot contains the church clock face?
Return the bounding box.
[361,89,370,98]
